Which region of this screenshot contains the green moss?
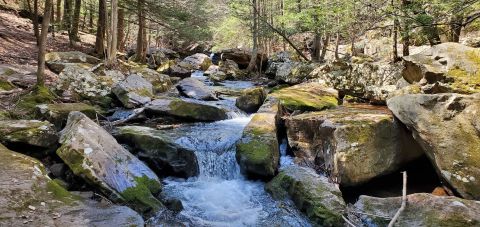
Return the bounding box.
[0,79,15,91]
[272,87,338,112]
[466,50,480,66]
[236,139,272,164]
[16,86,56,113]
[446,68,480,94]
[46,180,80,204]
[168,99,227,121]
[120,175,163,212]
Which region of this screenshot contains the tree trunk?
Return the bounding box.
[37,0,53,87]
[88,0,94,33]
[334,32,340,60]
[33,0,40,44]
[94,0,106,56]
[449,15,463,42]
[56,0,62,23]
[393,18,399,62]
[106,0,118,66]
[247,0,258,73]
[117,7,124,51]
[312,33,321,62]
[51,2,55,37]
[319,33,330,62]
[63,0,72,31]
[351,35,356,57]
[70,0,81,44]
[135,0,147,63]
[401,0,410,56]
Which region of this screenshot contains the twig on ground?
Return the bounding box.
[388,171,407,227]
[343,215,358,227]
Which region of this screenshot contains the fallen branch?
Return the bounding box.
[388,171,407,227]
[342,215,358,227]
[111,108,145,126]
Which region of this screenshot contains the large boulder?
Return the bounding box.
[0,120,57,148]
[0,144,144,226]
[116,126,199,178]
[112,74,154,108]
[57,112,163,212]
[55,65,124,107]
[286,105,423,186]
[265,166,346,227]
[220,48,267,69]
[145,97,228,122]
[352,193,480,226]
[176,78,218,101]
[35,103,98,129]
[130,67,173,94]
[182,53,212,71]
[314,61,404,104]
[236,98,282,179]
[401,42,480,94]
[274,62,318,85]
[235,87,267,113]
[270,82,339,112]
[45,51,101,74]
[387,93,480,200]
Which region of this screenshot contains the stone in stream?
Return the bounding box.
[285,105,423,186]
[0,143,144,226]
[35,103,98,129]
[130,67,173,94]
[112,74,154,108]
[176,77,218,101]
[115,126,199,178]
[401,42,480,94]
[235,87,267,113]
[182,53,212,71]
[265,166,346,227]
[45,51,101,74]
[273,62,317,85]
[352,193,480,226]
[0,120,58,148]
[236,97,282,179]
[145,97,228,122]
[57,112,163,213]
[388,93,480,200]
[270,82,339,112]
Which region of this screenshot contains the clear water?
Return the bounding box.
[150,117,310,227]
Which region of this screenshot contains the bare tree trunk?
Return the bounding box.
[334,32,340,60]
[88,0,94,33]
[33,0,40,44]
[312,33,321,62]
[94,0,106,56]
[393,18,399,62]
[56,0,62,24]
[135,0,146,63]
[401,0,410,56]
[70,0,81,44]
[106,0,118,66]
[247,0,258,73]
[319,33,330,62]
[449,15,463,42]
[51,2,55,37]
[63,0,72,32]
[117,7,125,51]
[351,35,356,57]
[37,0,53,87]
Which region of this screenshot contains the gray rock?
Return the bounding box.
[0,120,57,148]
[45,51,101,74]
[145,97,228,122]
[176,78,218,101]
[57,112,163,212]
[388,93,480,200]
[113,74,154,108]
[235,87,267,113]
[35,103,98,129]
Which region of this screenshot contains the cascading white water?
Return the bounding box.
[155,117,310,227]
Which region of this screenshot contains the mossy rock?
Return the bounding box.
[271,82,338,112]
[0,119,58,148]
[236,113,279,179]
[145,97,228,122]
[15,86,56,116]
[0,78,16,91]
[265,166,346,227]
[235,87,267,113]
[35,103,99,129]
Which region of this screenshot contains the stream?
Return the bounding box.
[147,75,311,226]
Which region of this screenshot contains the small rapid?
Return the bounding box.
[152,117,309,226]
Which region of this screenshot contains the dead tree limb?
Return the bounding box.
[388,171,407,227]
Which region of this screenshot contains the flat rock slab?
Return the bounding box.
[145,97,228,122]
[0,120,58,148]
[35,103,98,129]
[270,82,338,112]
[113,74,154,108]
[176,77,218,101]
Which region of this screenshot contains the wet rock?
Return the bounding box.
[0,120,57,148]
[219,59,242,79]
[116,126,199,178]
[55,65,123,107]
[176,78,218,101]
[219,48,267,69]
[112,74,154,108]
[35,103,98,129]
[57,112,163,212]
[274,62,317,85]
[236,101,281,179]
[209,71,227,82]
[0,144,144,226]
[401,42,480,94]
[352,193,480,226]
[265,166,346,227]
[387,93,480,200]
[235,87,267,113]
[286,105,423,186]
[45,51,101,74]
[168,63,192,78]
[145,97,228,122]
[270,82,338,112]
[182,53,212,71]
[130,67,173,94]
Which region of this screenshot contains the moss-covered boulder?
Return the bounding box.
[236,112,280,179]
[352,193,480,226]
[286,105,423,186]
[116,126,199,178]
[145,97,228,122]
[0,143,144,226]
[0,77,16,92]
[45,51,101,74]
[0,120,57,148]
[388,93,480,200]
[265,166,346,227]
[176,77,218,101]
[235,87,267,113]
[130,68,173,94]
[273,62,318,85]
[35,103,98,129]
[402,42,480,94]
[57,112,163,213]
[182,53,212,71]
[112,74,154,108]
[270,82,338,112]
[15,86,56,113]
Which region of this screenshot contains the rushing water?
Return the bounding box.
[150,117,309,227]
